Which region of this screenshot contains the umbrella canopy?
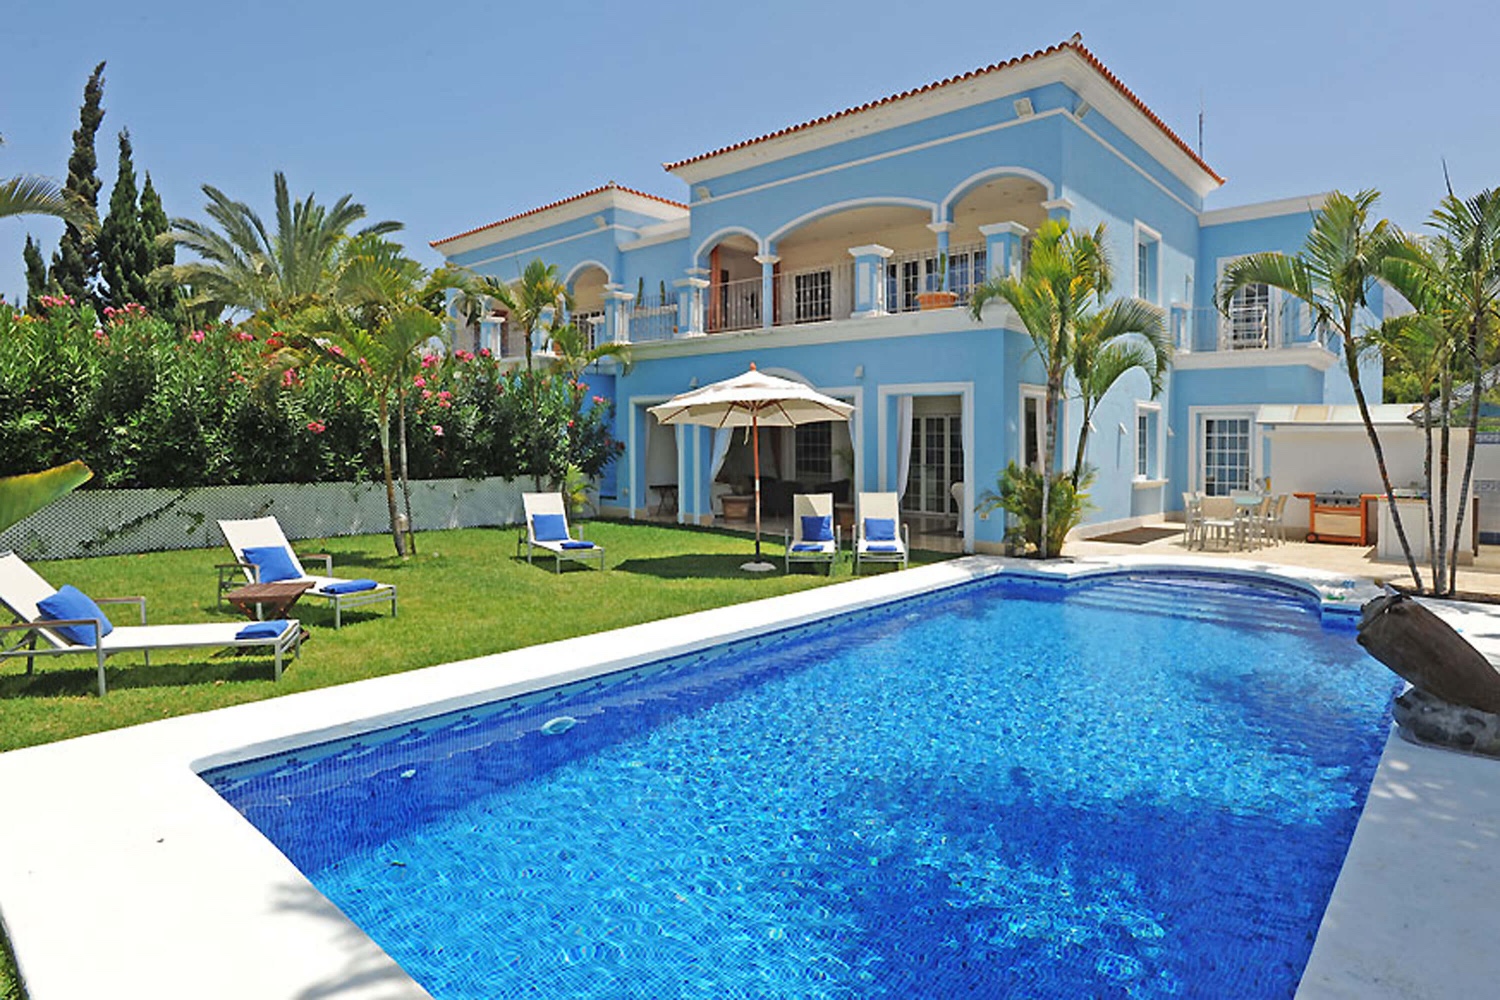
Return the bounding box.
[648,366,855,569]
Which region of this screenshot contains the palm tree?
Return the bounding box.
[1219,190,1423,589]
[296,238,455,557]
[1069,300,1171,484]
[1381,189,1500,594]
[154,172,401,319]
[968,218,1112,558]
[0,135,96,232]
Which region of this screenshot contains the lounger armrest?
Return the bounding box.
[299,552,333,573]
[218,561,259,584]
[95,595,147,625]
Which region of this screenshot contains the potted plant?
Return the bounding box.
[917,252,958,310]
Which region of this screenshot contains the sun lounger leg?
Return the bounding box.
[334,598,342,630]
[274,642,283,681]
[96,645,107,697]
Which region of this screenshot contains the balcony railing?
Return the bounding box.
[1172,297,1365,354]
[629,294,679,343]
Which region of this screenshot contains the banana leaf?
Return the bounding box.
[0,461,93,534]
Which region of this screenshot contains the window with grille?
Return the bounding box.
[1202,416,1251,495]
[951,248,987,303]
[1136,406,1160,479]
[1136,233,1159,303]
[793,271,832,323]
[794,422,832,481]
[1226,283,1271,348]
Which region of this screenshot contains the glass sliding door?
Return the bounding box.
[904,412,964,524]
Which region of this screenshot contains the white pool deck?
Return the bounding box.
[1,553,1497,998]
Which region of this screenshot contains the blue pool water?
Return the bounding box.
[206,573,1397,999]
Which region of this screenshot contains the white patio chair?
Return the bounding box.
[520,493,605,572]
[0,551,300,696]
[1181,492,1203,549]
[218,516,398,629]
[785,493,840,574]
[1199,496,1239,550]
[1264,494,1289,545]
[854,492,909,572]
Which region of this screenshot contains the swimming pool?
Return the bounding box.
[206,572,1397,998]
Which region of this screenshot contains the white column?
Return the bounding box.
[847,244,894,318]
[753,253,779,330]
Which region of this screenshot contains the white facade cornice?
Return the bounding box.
[1199,193,1332,227]
[435,188,688,258]
[1174,346,1337,372]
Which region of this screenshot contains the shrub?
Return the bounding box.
[976,463,1093,557]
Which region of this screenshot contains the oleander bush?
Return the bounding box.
[0,299,619,486]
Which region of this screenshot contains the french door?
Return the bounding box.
[904,413,963,520]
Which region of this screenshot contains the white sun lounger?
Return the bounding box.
[520,493,605,572]
[217,516,397,628]
[785,493,840,574]
[0,551,301,696]
[854,491,910,572]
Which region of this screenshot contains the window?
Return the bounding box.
[1135,404,1160,480]
[950,248,987,304]
[1021,389,1046,472]
[1202,416,1252,495]
[1135,223,1160,304]
[794,422,832,481]
[793,270,832,323]
[1225,283,1271,348]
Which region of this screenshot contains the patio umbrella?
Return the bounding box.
[649,364,855,571]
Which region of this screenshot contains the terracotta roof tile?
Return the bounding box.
[662,37,1223,185]
[430,182,688,249]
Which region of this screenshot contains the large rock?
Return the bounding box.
[1357,592,1500,714]
[1393,687,1500,758]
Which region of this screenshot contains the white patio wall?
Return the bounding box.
[0,477,526,561]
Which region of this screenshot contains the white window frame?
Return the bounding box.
[1215,255,1279,350]
[1133,221,1162,305]
[1134,401,1163,482]
[1188,405,1260,495]
[1018,384,1066,475]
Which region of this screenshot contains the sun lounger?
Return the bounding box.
[854,492,909,572]
[785,493,840,574]
[0,551,300,696]
[217,517,397,628]
[521,493,605,572]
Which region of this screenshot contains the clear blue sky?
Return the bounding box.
[3,0,1496,304]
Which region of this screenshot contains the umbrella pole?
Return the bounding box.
[753,415,762,560]
[741,412,774,572]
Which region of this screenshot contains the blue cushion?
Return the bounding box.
[241,545,301,583]
[322,579,377,594]
[800,514,833,543]
[36,585,114,646]
[867,543,901,553]
[236,619,291,640]
[864,517,897,542]
[561,540,595,550]
[791,542,828,552]
[531,513,570,543]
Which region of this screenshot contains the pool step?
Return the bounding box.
[1064,576,1321,632]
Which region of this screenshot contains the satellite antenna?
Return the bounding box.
[1198,90,1205,158]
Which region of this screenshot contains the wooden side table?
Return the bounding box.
[224,581,314,621]
[721,494,754,522]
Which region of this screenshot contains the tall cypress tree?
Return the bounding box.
[50,61,106,305]
[23,235,48,309]
[138,171,180,325]
[97,128,151,308]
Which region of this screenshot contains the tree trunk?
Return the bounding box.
[1424,410,1437,591]
[1450,319,1484,595]
[1040,378,1061,559]
[1358,592,1500,713]
[1343,327,1423,591]
[377,396,405,558]
[396,387,417,558]
[1072,398,1092,487]
[1436,373,1452,595]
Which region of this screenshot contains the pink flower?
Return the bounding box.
[412,376,426,388]
[437,390,452,400]
[437,399,451,409]
[454,349,474,362]
[281,369,298,387]
[189,330,205,343]
[421,353,439,369]
[567,419,575,428]
[306,420,326,434]
[432,424,444,437]
[421,389,432,400]
[235,330,256,342]
[328,344,345,357]
[479,348,491,358]
[591,395,605,405]
[93,329,107,342]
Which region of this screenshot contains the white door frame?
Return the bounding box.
[1187,404,1261,494]
[877,381,975,553]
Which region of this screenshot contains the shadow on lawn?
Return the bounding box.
[0,649,287,699]
[612,553,807,580]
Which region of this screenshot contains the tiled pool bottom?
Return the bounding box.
[207,574,1398,999]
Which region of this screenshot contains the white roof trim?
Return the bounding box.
[1200,193,1331,227]
[437,189,688,258]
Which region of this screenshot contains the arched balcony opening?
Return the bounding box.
[774,203,934,323]
[568,264,610,349]
[701,234,762,333]
[947,175,1049,298]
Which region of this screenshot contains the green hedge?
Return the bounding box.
[0,301,619,487]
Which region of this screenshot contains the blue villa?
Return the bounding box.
[431,36,1386,554]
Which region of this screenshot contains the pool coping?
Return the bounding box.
[0,553,1494,998]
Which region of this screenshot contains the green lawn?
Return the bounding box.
[0,520,948,998]
[0,520,946,753]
